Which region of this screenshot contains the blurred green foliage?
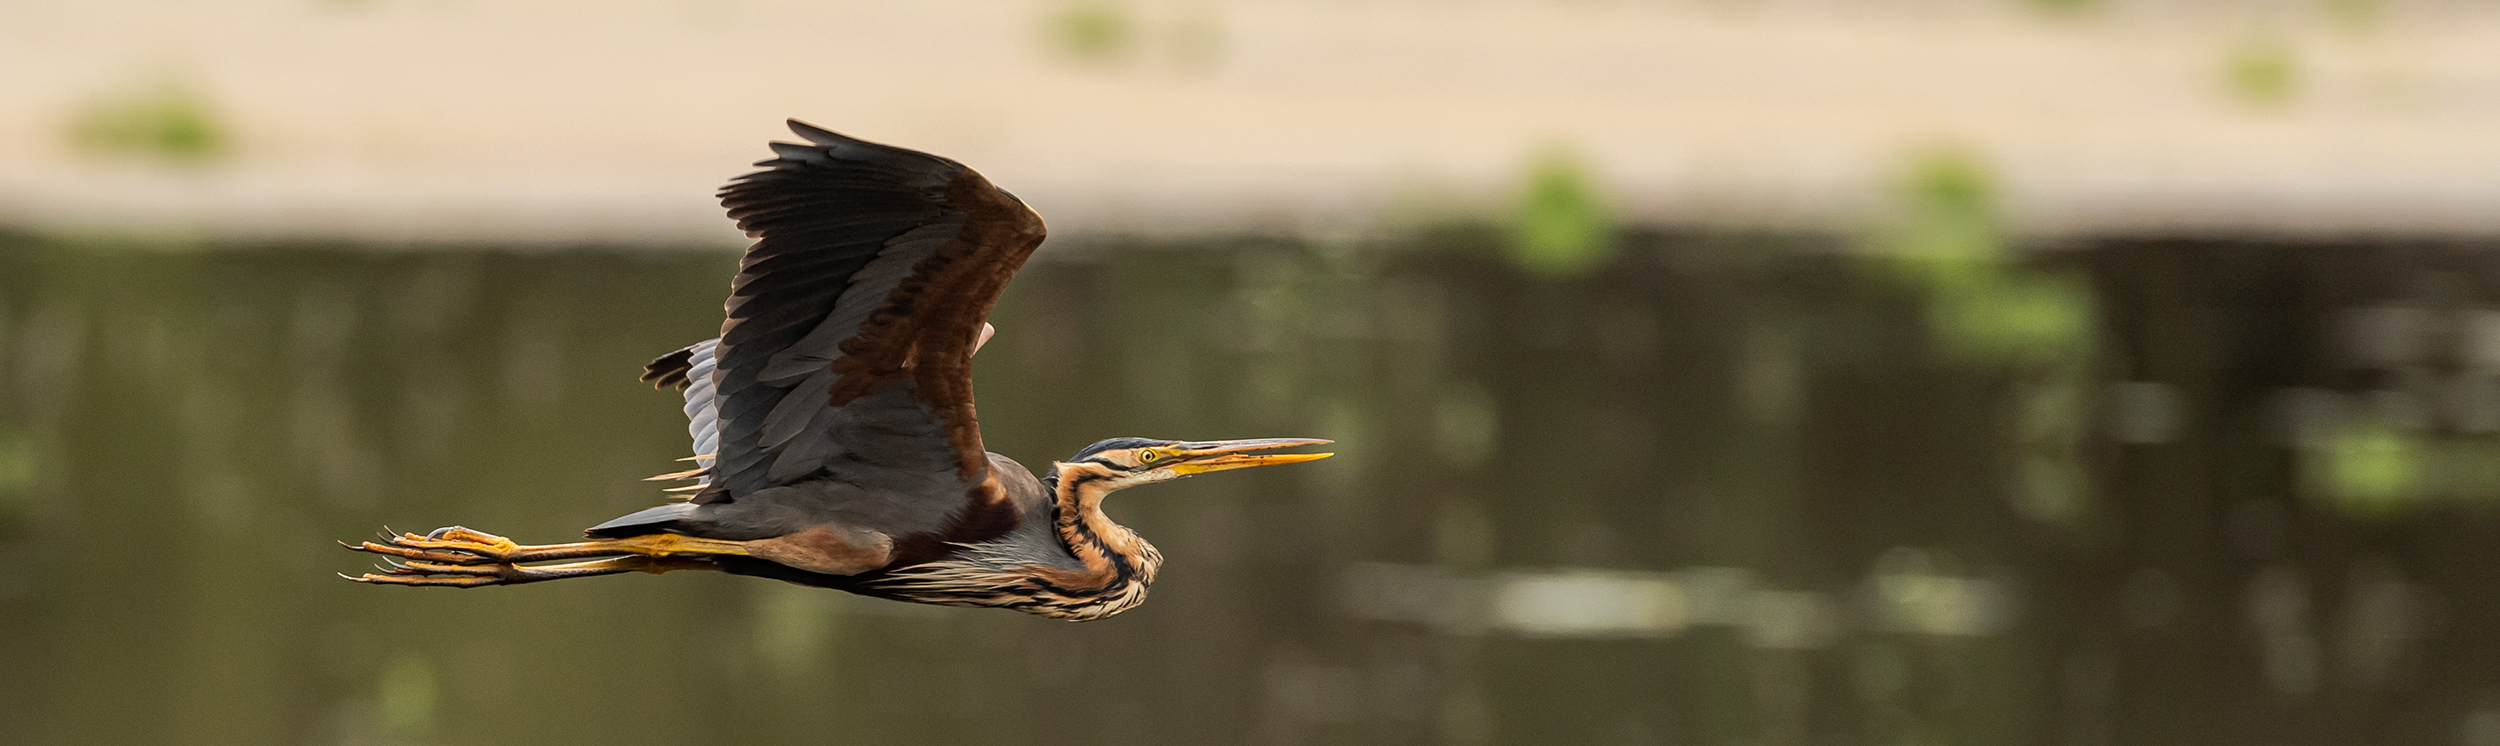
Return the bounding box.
[68,83,229,162]
[1508,147,1615,279]
[1045,2,1135,63]
[1931,272,2096,367]
[1873,147,2099,527]
[1889,148,1996,261]
[2224,36,2299,106]
[2319,423,2423,518]
[1877,147,2095,366]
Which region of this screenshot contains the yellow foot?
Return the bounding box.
[343,525,527,566]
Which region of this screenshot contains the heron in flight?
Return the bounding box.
[343,120,1331,621]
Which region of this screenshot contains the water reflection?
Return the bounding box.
[3,232,2499,745]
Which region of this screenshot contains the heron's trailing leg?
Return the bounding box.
[346,525,753,566]
[349,555,717,587]
[341,526,742,587]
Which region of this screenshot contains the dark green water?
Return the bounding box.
[4,231,2499,746]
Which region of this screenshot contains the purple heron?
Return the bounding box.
[341,120,1331,621]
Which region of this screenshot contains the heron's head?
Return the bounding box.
[1053,437,1333,496]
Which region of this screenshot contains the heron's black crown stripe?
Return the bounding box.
[1070,437,1174,462]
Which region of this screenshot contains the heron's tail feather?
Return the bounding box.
[584,503,700,539]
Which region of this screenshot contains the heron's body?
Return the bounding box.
[592,445,1158,621]
[345,121,1327,621]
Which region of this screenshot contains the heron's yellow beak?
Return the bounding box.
[1163,438,1334,475]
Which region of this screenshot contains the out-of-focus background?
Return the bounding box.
[4,1,2500,745]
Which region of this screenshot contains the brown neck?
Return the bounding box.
[1049,467,1162,588]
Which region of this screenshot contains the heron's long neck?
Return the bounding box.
[1050,471,1163,588]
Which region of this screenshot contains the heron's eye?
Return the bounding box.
[1138,450,1162,464]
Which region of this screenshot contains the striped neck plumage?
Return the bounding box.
[1047,464,1163,587]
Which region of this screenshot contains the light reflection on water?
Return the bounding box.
[2,233,2499,745]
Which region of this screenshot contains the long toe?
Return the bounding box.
[381,559,507,577]
[346,539,498,565]
[354,556,523,587]
[351,572,502,588]
[350,558,501,586]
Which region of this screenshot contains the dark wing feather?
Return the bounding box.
[695,120,1046,503]
[642,344,702,390]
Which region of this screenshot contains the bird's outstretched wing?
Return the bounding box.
[650,120,1046,503]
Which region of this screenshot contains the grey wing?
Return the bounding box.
[695,120,1046,504]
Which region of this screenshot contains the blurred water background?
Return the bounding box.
[7,1,2500,745]
[11,225,2500,745]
